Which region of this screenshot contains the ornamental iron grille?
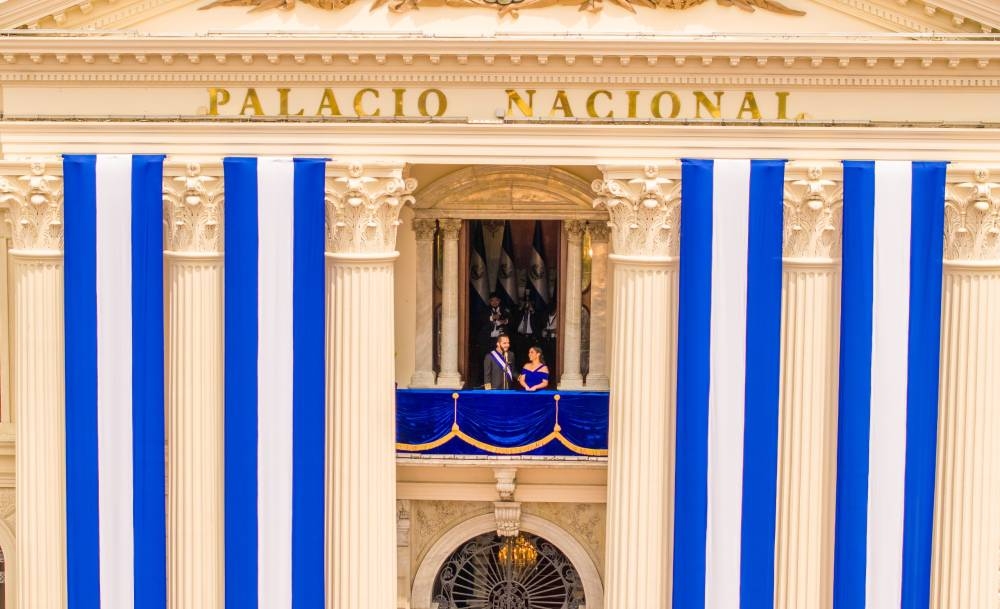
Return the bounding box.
[433,532,585,609]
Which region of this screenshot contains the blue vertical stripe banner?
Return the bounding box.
[224,157,327,609]
[833,160,947,609]
[63,154,167,609]
[672,159,786,609]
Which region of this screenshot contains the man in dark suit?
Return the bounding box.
[483,334,516,390]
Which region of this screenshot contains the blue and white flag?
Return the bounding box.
[673,159,786,609]
[495,220,519,309]
[833,161,947,609]
[63,154,167,609]
[223,157,327,609]
[527,220,550,314]
[470,219,491,311]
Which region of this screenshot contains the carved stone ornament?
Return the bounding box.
[200,0,804,18]
[592,166,681,259]
[945,169,1000,262]
[325,163,417,255]
[162,162,224,253]
[411,218,438,241]
[783,167,844,260]
[0,162,64,251]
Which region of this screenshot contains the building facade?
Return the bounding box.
[0,0,998,608]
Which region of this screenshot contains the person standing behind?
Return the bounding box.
[518,346,550,392]
[483,334,516,390]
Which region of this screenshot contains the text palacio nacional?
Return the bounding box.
[0,0,997,608]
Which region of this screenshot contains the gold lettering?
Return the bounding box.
[505,89,536,118]
[549,90,574,118]
[393,88,406,117]
[625,90,639,119]
[776,92,791,120]
[694,91,724,119]
[316,89,342,116]
[278,88,304,116]
[651,91,680,119]
[417,89,447,117]
[354,88,380,117]
[736,92,762,120]
[586,90,613,118]
[207,87,230,116]
[239,88,264,117]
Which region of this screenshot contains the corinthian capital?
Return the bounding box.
[0,162,64,251]
[945,169,1000,262]
[163,162,223,254]
[783,166,843,260]
[592,165,680,259]
[325,163,417,255]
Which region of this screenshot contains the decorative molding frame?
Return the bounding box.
[410,512,604,609]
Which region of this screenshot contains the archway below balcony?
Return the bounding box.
[411,512,603,609]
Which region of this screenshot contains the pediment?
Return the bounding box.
[0,0,997,34]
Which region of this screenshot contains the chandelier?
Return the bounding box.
[497,534,538,569]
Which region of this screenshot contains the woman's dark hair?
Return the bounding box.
[529,345,546,364]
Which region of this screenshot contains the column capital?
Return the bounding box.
[592,165,680,259]
[438,218,462,239]
[564,219,586,243]
[411,218,438,241]
[0,161,64,251]
[783,166,843,261]
[325,163,417,255]
[163,162,223,254]
[945,169,1000,263]
[587,221,611,243]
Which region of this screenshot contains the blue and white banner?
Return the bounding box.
[673,159,786,609]
[63,154,167,609]
[223,157,327,609]
[833,161,947,609]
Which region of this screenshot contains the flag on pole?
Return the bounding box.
[63,154,167,609]
[470,219,491,312]
[833,161,947,609]
[672,159,786,609]
[495,220,519,310]
[223,157,327,609]
[527,220,550,315]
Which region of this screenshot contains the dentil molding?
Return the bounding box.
[324,163,417,254]
[592,165,681,259]
[162,161,224,253]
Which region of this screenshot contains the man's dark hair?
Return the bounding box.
[496,333,510,345]
[489,292,499,299]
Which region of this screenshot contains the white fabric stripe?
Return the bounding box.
[95,154,136,609]
[865,161,912,609]
[257,158,296,609]
[705,159,752,609]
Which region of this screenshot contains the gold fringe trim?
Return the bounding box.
[396,392,608,457]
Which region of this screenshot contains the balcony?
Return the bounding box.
[396,389,609,462]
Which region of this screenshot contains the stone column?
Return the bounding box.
[2,162,67,609]
[436,219,463,388]
[594,166,679,609]
[774,167,842,609]
[559,220,586,390]
[162,163,225,609]
[410,219,437,388]
[325,163,416,609]
[931,170,1000,609]
[585,222,610,391]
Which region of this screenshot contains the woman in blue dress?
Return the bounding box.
[518,346,550,392]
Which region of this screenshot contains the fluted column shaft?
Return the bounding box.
[559,220,585,389]
[436,219,462,388]
[410,219,437,388]
[326,254,399,609]
[586,223,610,390]
[931,261,1000,609]
[774,260,840,609]
[604,256,675,609]
[13,252,67,609]
[165,253,224,609]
